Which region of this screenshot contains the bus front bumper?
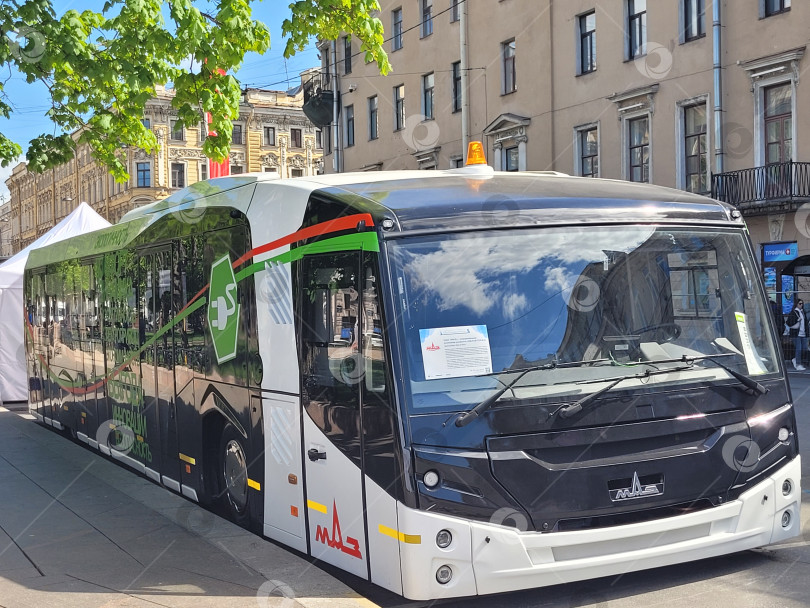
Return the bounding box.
[397,455,802,600]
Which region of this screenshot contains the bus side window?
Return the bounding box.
[362,259,385,393]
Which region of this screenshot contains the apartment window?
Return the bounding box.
[422,73,434,120]
[345,105,355,147]
[502,39,516,94]
[141,118,151,129]
[231,165,243,175]
[452,61,462,112]
[368,96,378,140]
[343,36,352,74]
[136,163,150,188]
[394,84,405,131]
[199,161,208,182]
[421,0,433,37]
[232,123,243,145]
[451,0,460,22]
[627,0,647,59]
[505,147,519,172]
[291,128,302,148]
[683,0,705,40]
[171,162,186,188]
[579,127,599,177]
[578,11,596,74]
[315,129,323,149]
[764,83,792,164]
[765,0,791,17]
[392,8,403,50]
[264,126,276,146]
[322,46,331,85]
[628,116,650,182]
[291,169,304,178]
[684,105,707,192]
[170,120,184,141]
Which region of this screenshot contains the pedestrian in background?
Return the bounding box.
[787,299,807,370]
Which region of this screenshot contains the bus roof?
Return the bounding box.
[26,168,738,270]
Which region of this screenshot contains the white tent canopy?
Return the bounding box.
[0,203,110,403]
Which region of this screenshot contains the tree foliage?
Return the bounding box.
[0,0,389,181]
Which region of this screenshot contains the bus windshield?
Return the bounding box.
[387,226,779,413]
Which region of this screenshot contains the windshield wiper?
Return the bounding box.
[635,352,768,395]
[698,356,769,395]
[556,364,695,419]
[455,352,767,428]
[456,363,555,427]
[556,355,769,420]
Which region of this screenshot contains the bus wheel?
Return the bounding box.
[219,424,250,523]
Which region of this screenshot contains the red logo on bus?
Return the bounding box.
[315,501,362,559]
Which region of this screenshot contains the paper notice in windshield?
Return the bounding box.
[734,312,768,375]
[419,325,493,380]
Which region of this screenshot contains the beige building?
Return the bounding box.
[0,198,10,260]
[6,77,324,255]
[316,0,808,305]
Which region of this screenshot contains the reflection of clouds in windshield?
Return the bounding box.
[403,228,655,315]
[502,293,528,319]
[544,267,577,297]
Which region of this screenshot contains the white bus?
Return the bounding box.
[25,157,800,600]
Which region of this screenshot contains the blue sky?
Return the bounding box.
[0,0,319,199]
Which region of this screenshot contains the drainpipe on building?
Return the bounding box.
[331,39,341,173]
[460,0,470,161]
[713,0,724,175]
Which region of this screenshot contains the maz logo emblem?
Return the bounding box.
[609,471,664,502]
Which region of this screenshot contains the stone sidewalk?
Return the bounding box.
[0,406,379,608]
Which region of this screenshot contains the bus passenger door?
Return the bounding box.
[299,252,368,580]
[141,248,180,485]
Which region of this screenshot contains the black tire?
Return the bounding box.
[218,423,250,524]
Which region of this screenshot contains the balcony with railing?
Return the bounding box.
[302,71,333,128]
[711,162,810,215]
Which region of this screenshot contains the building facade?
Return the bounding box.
[0,198,10,261]
[316,0,808,310]
[6,79,324,255]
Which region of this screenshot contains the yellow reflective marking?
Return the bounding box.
[247,478,261,491]
[378,524,421,545]
[307,499,328,514]
[179,453,196,465]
